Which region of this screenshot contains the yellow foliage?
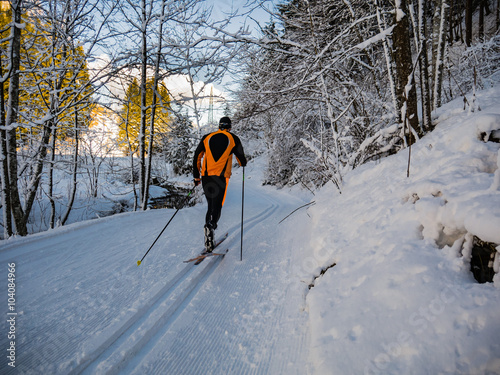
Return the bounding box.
[1,2,94,144]
[117,78,171,154]
[90,104,114,128]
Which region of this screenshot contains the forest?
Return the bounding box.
[1,0,499,238]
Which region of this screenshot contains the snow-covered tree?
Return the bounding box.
[236,0,406,188]
[1,0,25,235]
[236,0,498,189]
[161,110,194,176]
[1,0,117,236]
[113,0,246,209]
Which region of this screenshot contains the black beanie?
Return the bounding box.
[219,117,231,129]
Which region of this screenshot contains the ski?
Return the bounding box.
[183,232,228,264]
[192,249,229,265]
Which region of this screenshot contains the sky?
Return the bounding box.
[161,0,278,124]
[208,0,276,30]
[206,0,277,98]
[87,0,278,127]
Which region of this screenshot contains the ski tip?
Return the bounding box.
[137,260,141,266]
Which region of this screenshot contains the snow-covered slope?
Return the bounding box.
[1,86,499,375]
[305,86,500,374]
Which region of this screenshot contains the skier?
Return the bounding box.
[193,117,247,253]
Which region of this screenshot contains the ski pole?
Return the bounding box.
[137,187,195,266]
[240,167,245,261]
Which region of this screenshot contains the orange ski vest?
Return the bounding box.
[198,130,239,178]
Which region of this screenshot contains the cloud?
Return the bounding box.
[88,55,227,122]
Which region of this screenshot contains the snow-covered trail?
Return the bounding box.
[0,160,312,374]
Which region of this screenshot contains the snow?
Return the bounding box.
[305,85,500,374]
[353,25,395,51]
[1,86,500,373]
[395,1,406,22]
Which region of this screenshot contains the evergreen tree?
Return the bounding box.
[117,78,171,155]
[162,111,194,176]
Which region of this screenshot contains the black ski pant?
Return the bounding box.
[202,175,228,230]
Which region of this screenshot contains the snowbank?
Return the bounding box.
[303,86,500,374]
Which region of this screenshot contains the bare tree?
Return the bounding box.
[60,108,80,226]
[235,1,414,187]
[497,0,500,30]
[142,0,166,210]
[0,50,13,237]
[1,0,118,236]
[4,0,27,235]
[409,0,432,132]
[432,0,450,110]
[115,0,246,209]
[466,0,473,46]
[393,0,419,141]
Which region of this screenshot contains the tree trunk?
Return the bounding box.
[433,0,449,110]
[142,0,166,211]
[23,120,53,226]
[375,0,398,120]
[448,0,454,45]
[124,95,138,210]
[479,0,485,42]
[23,14,68,231]
[466,0,473,46]
[138,0,148,208]
[497,0,499,30]
[49,127,57,229]
[5,0,27,236]
[61,110,79,226]
[418,0,433,132]
[432,0,442,76]
[393,0,420,142]
[0,53,13,237]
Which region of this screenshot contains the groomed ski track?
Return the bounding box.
[0,160,312,374]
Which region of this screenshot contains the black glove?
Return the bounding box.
[194,178,201,187]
